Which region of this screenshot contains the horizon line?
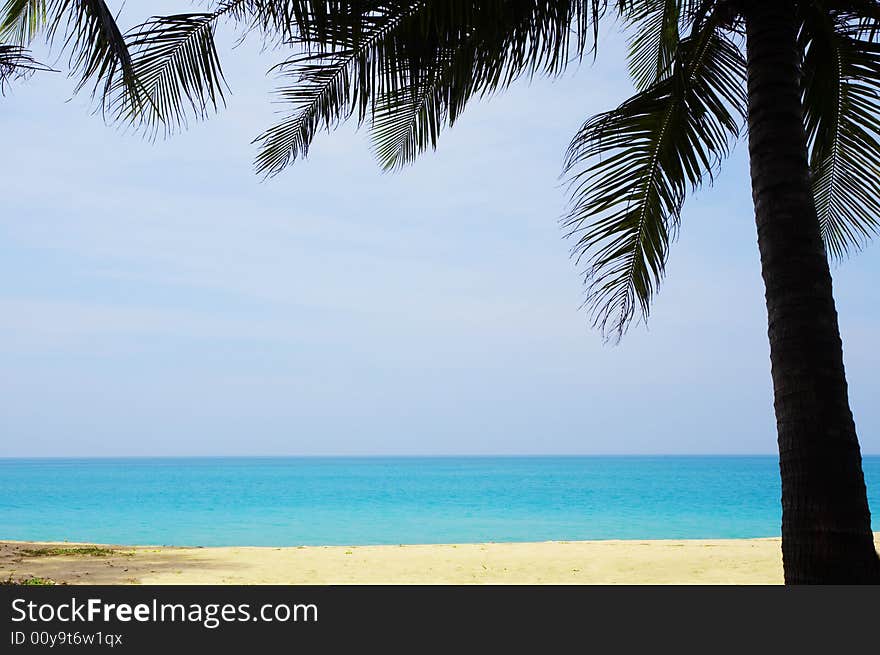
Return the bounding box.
[5,453,879,459]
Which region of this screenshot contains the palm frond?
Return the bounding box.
[624,1,718,90]
[370,71,446,171]
[108,0,294,134]
[2,0,140,115]
[368,0,608,171]
[49,0,140,109]
[828,0,880,40]
[116,2,418,138]
[0,41,52,91]
[563,20,745,340]
[0,0,46,43]
[253,3,430,177]
[256,0,613,177]
[112,12,229,135]
[625,0,682,90]
[802,9,880,259]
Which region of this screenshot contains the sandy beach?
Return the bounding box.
[7,535,878,585]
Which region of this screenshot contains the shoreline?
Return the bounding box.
[4,535,877,585]
[0,536,787,586]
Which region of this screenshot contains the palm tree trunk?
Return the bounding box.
[743,1,879,583]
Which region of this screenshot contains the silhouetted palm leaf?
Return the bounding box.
[370,67,450,171]
[836,0,880,39]
[0,0,46,44]
[563,17,745,339]
[255,1,612,176]
[0,42,52,91]
[108,0,300,135]
[114,12,229,135]
[253,3,423,176]
[1,0,140,114]
[626,0,683,90]
[802,8,880,259]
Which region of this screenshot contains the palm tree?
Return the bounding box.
[5,1,880,583]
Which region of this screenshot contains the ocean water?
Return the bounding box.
[1,456,878,546]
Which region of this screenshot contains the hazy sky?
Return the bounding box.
[1,6,878,456]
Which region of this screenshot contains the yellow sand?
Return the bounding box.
[4,535,878,585]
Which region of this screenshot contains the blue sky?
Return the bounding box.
[1,7,878,456]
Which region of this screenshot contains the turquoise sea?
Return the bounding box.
[1,456,878,546]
